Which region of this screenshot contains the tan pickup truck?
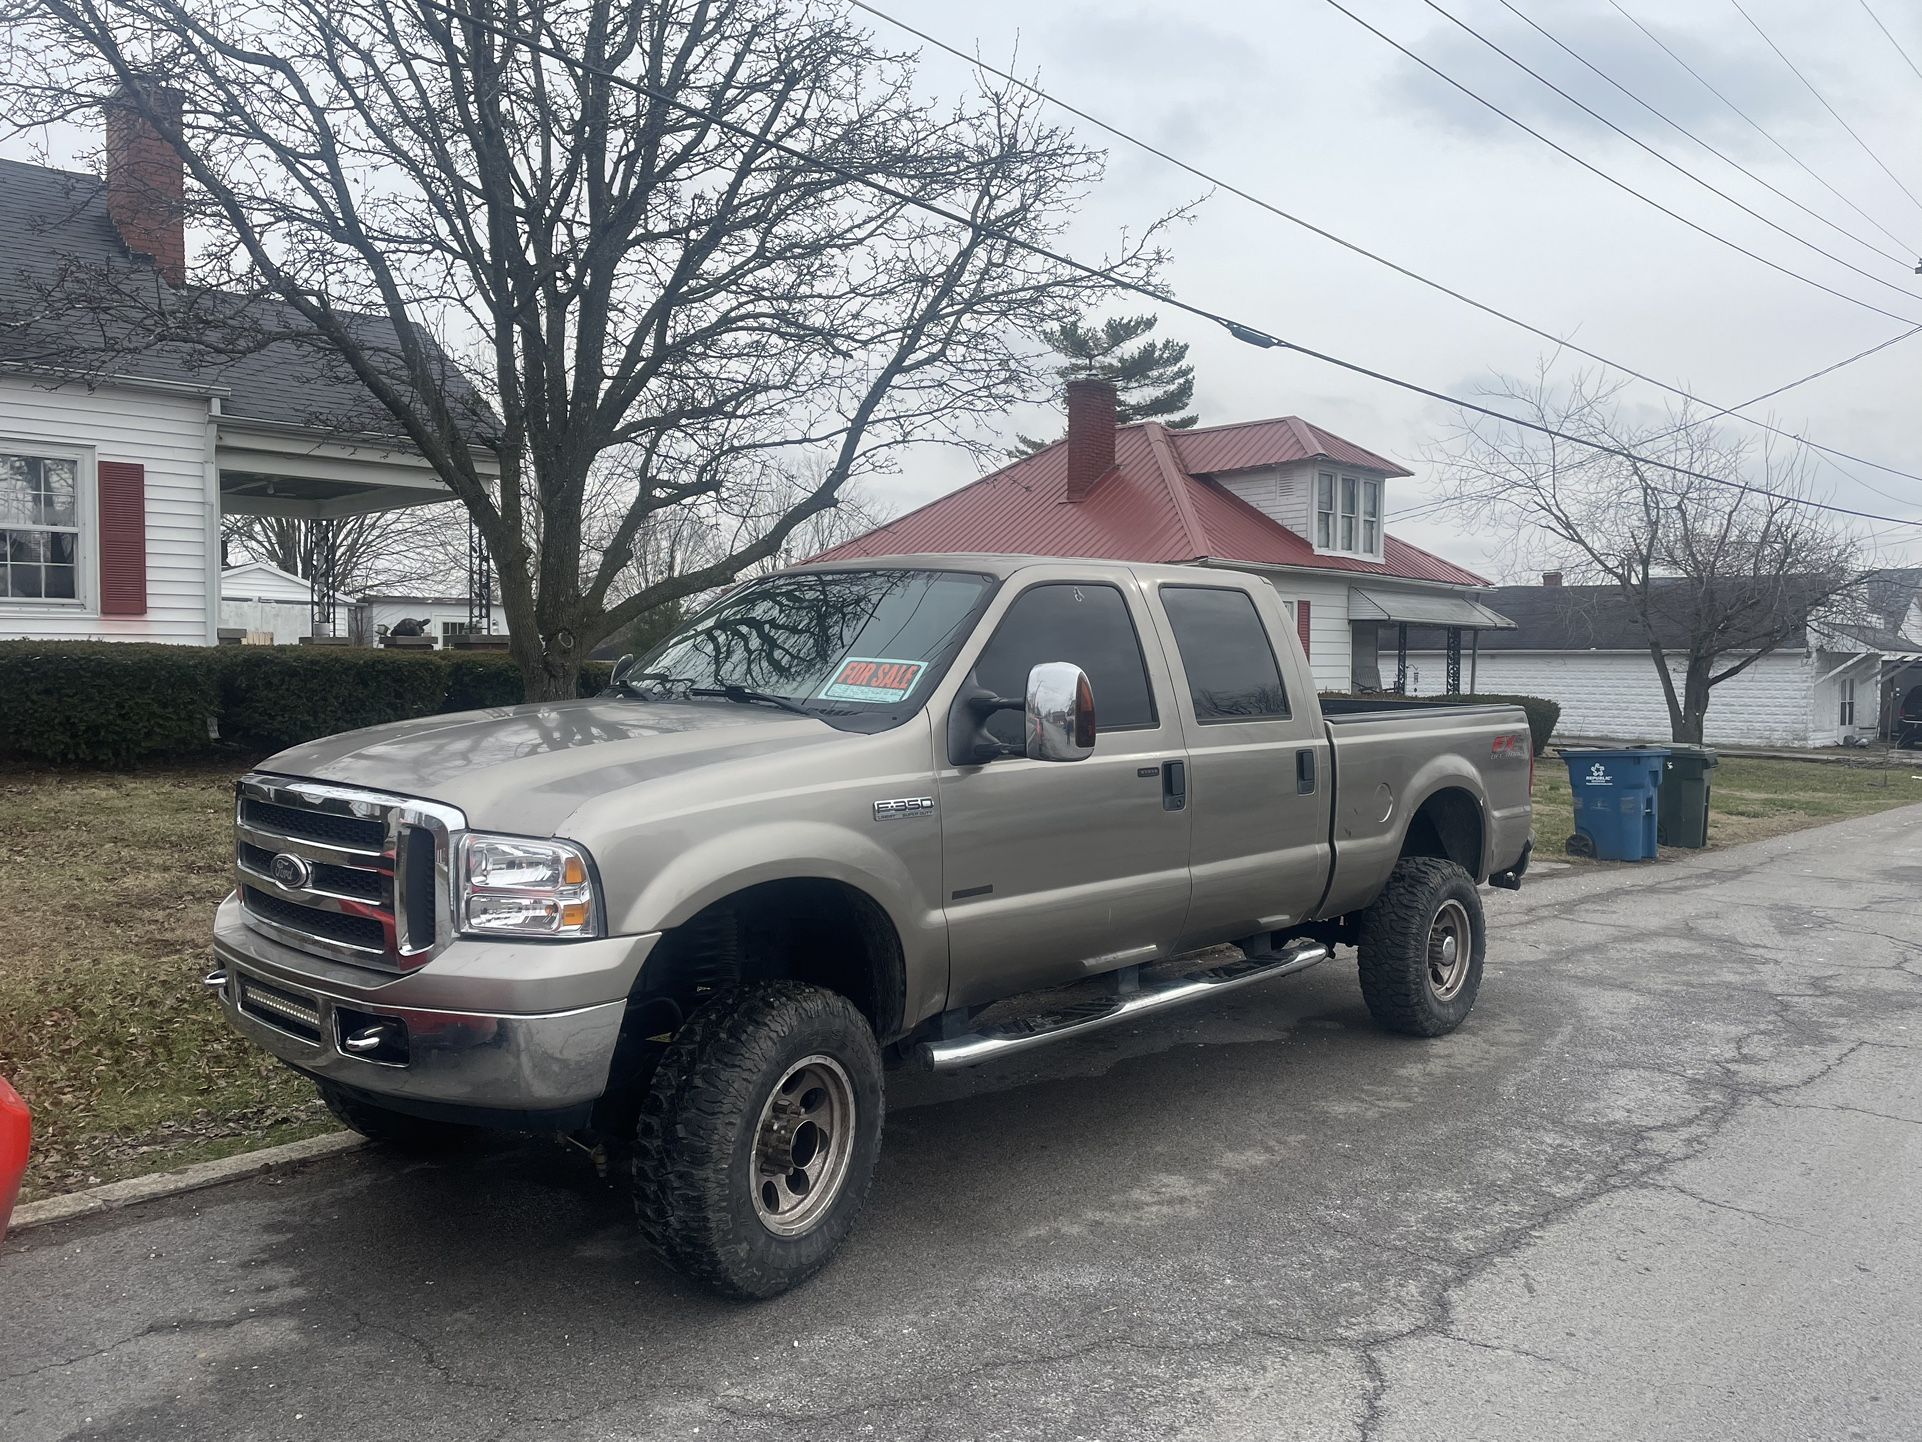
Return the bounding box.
[209,555,1533,1296]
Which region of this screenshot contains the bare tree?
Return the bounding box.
[222,503,469,596]
[3,0,1179,698]
[1426,363,1869,743]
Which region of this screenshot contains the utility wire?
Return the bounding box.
[1494,0,1916,270]
[1858,0,1922,85]
[409,0,1922,531]
[846,0,1922,484]
[1422,0,1921,293]
[1730,0,1922,216]
[1609,0,1916,257]
[1318,0,1921,325]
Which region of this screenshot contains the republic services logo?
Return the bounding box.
[1585,763,1613,787]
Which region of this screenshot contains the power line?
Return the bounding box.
[1730,0,1922,216]
[845,0,1922,485]
[1858,0,1922,84]
[1609,0,1917,257]
[408,0,1922,531]
[1317,0,1921,325]
[1421,0,1921,294]
[1494,0,1917,270]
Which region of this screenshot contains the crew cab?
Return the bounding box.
[210,555,1532,1297]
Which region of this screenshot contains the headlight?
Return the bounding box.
[458,834,601,938]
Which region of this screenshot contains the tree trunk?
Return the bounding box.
[1674,656,1712,744]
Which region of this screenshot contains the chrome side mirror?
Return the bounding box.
[1025,661,1095,762]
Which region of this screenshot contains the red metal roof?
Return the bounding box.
[1170,415,1413,478]
[813,417,1487,587]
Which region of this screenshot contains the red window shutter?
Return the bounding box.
[1296,599,1311,658]
[97,461,148,616]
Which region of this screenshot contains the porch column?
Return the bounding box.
[303,519,341,640]
[467,518,493,635]
[1394,623,1408,695]
[1446,627,1463,695]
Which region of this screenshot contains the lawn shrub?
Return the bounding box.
[218,646,450,749]
[0,641,219,764]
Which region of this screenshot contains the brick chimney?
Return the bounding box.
[1541,570,1563,587]
[105,80,186,285]
[1063,377,1117,502]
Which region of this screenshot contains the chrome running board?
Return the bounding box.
[917,938,1332,1071]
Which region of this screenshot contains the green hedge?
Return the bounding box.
[0,642,221,766]
[0,644,619,767]
[1320,690,1561,757]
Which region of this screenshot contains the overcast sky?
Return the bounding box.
[873,0,1922,576]
[7,0,1916,579]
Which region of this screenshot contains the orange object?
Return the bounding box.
[0,1076,29,1242]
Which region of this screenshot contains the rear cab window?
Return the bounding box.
[1159,584,1291,723]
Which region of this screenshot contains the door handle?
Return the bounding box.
[1296,749,1317,795]
[1163,759,1187,811]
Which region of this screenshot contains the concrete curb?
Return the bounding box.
[9,1131,365,1234]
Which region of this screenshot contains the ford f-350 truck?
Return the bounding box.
[210,555,1533,1297]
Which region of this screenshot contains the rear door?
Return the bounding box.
[937,569,1192,1007]
[1149,578,1332,950]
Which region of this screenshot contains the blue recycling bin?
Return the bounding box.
[1560,747,1668,861]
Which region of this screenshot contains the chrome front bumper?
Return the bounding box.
[212,893,659,1123]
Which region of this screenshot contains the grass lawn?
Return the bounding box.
[1532,752,1922,860]
[0,762,332,1203]
[3,750,1918,1205]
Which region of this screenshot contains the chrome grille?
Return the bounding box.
[234,775,465,972]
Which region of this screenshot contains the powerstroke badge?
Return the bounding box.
[820,657,926,704]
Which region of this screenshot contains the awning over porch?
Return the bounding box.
[1348,586,1515,630]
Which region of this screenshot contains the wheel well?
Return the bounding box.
[1401,787,1484,877]
[634,879,907,1042]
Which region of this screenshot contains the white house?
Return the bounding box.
[0,90,489,648]
[814,379,1511,690]
[1404,572,1922,747]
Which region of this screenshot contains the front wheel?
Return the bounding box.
[1356,857,1486,1037]
[630,981,883,1300]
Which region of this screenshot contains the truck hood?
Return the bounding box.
[259,697,852,836]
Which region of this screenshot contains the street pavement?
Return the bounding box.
[4,803,1920,1441]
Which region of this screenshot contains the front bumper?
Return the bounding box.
[212,893,658,1123]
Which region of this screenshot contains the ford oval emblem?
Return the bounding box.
[270,852,313,889]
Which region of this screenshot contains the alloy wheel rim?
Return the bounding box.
[1427,899,1472,1001]
[751,1054,856,1237]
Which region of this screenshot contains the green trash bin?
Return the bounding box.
[1657,744,1718,848]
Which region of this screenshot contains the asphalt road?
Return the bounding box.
[5,805,1921,1441]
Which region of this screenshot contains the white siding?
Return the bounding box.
[1403,648,1819,745]
[1228,570,1353,691]
[0,375,214,644]
[1214,462,1316,538]
[1807,650,1880,747]
[219,562,314,603]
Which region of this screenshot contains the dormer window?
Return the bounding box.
[1315,471,1382,557]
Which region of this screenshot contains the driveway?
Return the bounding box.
[4,805,1920,1441]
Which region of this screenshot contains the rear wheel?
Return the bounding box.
[630,981,883,1300]
[1356,857,1486,1037]
[317,1081,481,1150]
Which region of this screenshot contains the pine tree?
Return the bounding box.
[1016,314,1199,453]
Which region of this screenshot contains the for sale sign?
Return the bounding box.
[819,657,926,704]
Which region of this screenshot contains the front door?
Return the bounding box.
[937,574,1192,1008]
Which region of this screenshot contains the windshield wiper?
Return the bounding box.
[688,684,815,717]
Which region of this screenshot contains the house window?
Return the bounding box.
[0,450,81,601]
[1315,471,1382,557]
[1839,677,1855,727]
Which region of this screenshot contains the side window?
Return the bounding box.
[1161,586,1291,722]
[973,582,1157,743]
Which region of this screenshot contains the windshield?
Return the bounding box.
[633,568,996,730]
